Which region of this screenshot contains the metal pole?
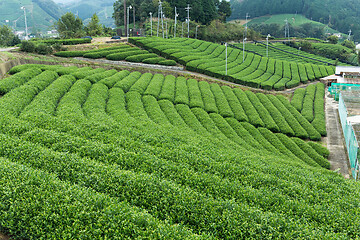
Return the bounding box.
[127,7,130,39]
[243,37,247,63]
[124,0,126,38]
[150,12,152,36]
[245,13,249,38]
[266,34,270,58]
[186,4,191,38]
[157,1,160,37]
[161,5,164,38]
[174,7,178,38]
[21,6,28,40]
[195,25,200,39]
[225,43,228,75]
[133,7,135,30]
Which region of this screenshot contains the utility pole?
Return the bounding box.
[225,43,228,75]
[243,37,247,63]
[127,5,132,39]
[266,34,270,58]
[165,20,168,39]
[348,29,352,41]
[186,4,191,38]
[245,13,250,38]
[150,12,153,36]
[20,6,28,40]
[157,0,161,37]
[158,0,164,38]
[195,25,200,39]
[124,0,126,37]
[284,19,290,41]
[133,6,135,30]
[174,7,179,38]
[161,9,164,38]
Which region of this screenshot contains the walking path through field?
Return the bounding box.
[325,92,350,178]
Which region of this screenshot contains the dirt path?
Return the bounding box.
[325,91,350,178]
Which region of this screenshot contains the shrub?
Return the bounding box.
[159,60,177,66]
[35,44,53,55]
[20,41,36,52]
[142,57,162,64]
[125,53,158,62]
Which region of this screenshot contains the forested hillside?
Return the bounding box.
[113,0,231,26]
[0,0,63,32]
[230,0,360,40]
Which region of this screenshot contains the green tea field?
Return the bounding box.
[129,37,334,90]
[0,63,358,239]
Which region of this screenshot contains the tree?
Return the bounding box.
[327,35,338,44]
[56,12,84,39]
[342,39,355,50]
[86,13,103,36]
[217,0,232,22]
[0,25,19,47]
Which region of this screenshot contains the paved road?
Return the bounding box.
[325,91,350,178]
[0,47,18,52]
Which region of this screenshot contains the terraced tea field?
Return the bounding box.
[54,44,177,66]
[130,37,334,90]
[0,63,359,239]
[232,42,345,66]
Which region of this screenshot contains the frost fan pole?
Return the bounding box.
[124,0,126,38]
[186,4,191,38]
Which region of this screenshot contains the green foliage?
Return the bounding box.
[35,43,53,55]
[229,0,360,41]
[301,84,316,122]
[113,0,230,27]
[56,12,84,39]
[2,64,350,240]
[308,141,330,158]
[327,35,339,44]
[20,41,36,53]
[0,68,42,95]
[0,25,20,47]
[131,37,332,90]
[158,59,177,66]
[86,13,103,36]
[291,88,306,111]
[341,40,356,50]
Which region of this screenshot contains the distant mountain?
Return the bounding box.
[58,0,116,28]
[229,0,360,41]
[0,0,63,32]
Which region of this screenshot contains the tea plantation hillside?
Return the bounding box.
[0,64,359,239]
[130,37,334,90]
[232,42,345,66]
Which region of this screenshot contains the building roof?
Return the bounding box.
[336,66,360,75]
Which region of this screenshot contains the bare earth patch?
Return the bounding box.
[0,232,10,240]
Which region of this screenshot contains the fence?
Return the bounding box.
[339,92,360,180]
[329,83,360,101]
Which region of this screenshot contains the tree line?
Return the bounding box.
[229,0,360,41]
[113,0,231,28]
